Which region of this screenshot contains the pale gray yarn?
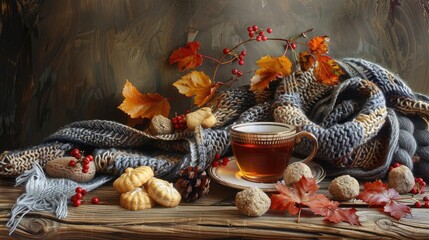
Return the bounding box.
[7,162,113,235]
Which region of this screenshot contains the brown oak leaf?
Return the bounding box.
[169,41,203,72]
[118,80,171,119]
[173,71,222,107]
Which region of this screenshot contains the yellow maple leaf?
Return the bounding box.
[118,80,171,119]
[173,71,222,107]
[314,55,343,85]
[250,56,292,92]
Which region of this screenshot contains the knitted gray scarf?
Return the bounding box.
[2,58,429,234]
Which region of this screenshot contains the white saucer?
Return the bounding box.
[208,156,326,192]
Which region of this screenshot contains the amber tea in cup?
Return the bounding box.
[230,122,318,183]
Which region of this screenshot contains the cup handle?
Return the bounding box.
[295,131,318,164]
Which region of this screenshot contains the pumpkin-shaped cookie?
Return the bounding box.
[113,166,154,193]
[147,178,181,207]
[120,187,156,211]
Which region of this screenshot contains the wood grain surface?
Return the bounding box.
[1,0,429,151]
[1,177,429,240]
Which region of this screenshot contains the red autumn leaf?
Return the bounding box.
[314,55,343,86]
[169,41,203,72]
[309,36,329,54]
[173,71,222,107]
[118,80,171,119]
[357,180,411,220]
[270,177,360,225]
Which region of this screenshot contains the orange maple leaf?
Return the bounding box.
[250,56,292,92]
[118,80,171,119]
[173,71,222,107]
[169,41,203,72]
[309,36,329,54]
[314,55,343,85]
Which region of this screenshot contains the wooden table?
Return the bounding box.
[1,177,429,239]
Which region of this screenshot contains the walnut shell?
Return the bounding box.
[328,175,360,201]
[235,187,271,217]
[120,187,156,211]
[186,107,217,130]
[388,165,415,194]
[283,162,313,185]
[147,177,181,207]
[113,166,154,193]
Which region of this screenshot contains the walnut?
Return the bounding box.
[186,107,217,130]
[148,115,173,135]
[120,187,156,211]
[235,187,271,217]
[113,166,154,193]
[283,162,313,185]
[147,177,181,207]
[388,165,415,194]
[328,175,360,201]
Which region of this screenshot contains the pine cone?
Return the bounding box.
[175,166,211,202]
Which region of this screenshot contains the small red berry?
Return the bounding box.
[290,42,297,49]
[75,193,83,200]
[393,162,401,168]
[83,158,90,165]
[75,187,83,193]
[247,26,252,32]
[266,28,273,33]
[416,177,424,183]
[69,160,76,167]
[70,148,80,157]
[215,153,221,159]
[71,196,76,202]
[256,36,262,42]
[92,197,100,204]
[238,60,245,65]
[252,25,258,31]
[172,118,178,124]
[425,202,429,208]
[231,69,238,75]
[261,36,268,41]
[75,153,82,159]
[415,201,422,208]
[81,189,88,195]
[423,196,429,202]
[238,55,244,61]
[236,71,243,77]
[82,164,90,170]
[222,157,229,166]
[86,155,94,161]
[411,188,419,194]
[212,161,219,167]
[223,48,230,54]
[240,50,246,56]
[388,166,394,172]
[72,199,81,207]
[248,31,255,38]
[82,168,89,173]
[258,31,264,36]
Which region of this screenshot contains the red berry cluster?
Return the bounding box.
[68,148,94,173]
[171,114,187,131]
[414,196,429,208]
[212,153,229,167]
[247,25,272,42]
[388,162,402,172]
[71,187,99,207]
[411,177,427,194]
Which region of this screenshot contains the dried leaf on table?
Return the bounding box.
[356,180,412,220]
[169,41,203,72]
[173,71,222,107]
[118,80,171,119]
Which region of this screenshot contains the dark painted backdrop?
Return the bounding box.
[1,0,429,151]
